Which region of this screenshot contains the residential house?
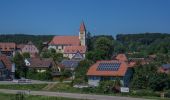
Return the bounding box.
[17,41,39,57]
[0,54,14,80]
[158,64,170,74]
[86,60,133,87]
[48,22,87,59]
[25,58,54,72]
[0,42,16,56]
[114,54,150,67]
[63,46,86,59]
[115,54,128,62]
[61,59,80,70]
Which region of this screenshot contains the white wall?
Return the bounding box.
[88,79,100,86]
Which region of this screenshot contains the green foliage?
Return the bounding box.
[26,69,52,81]
[0,93,83,100]
[22,52,30,58]
[60,69,72,78]
[86,49,106,61]
[130,90,159,97]
[97,79,122,93]
[149,73,170,91]
[131,63,170,91]
[0,84,47,90]
[86,36,114,61]
[41,48,64,62]
[13,52,27,78]
[94,37,113,57]
[131,63,157,89]
[75,59,93,82]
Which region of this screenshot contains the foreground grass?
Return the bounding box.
[0,83,170,100]
[0,84,47,91]
[0,93,86,100]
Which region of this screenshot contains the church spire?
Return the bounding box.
[79,21,86,46]
[80,21,86,33]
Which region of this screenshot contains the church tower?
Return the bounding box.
[79,21,86,46]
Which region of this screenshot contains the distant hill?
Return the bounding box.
[116,33,170,45]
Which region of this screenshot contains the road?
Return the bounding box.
[0,80,70,84]
[0,89,150,100]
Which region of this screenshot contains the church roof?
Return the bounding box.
[49,36,80,45]
[64,46,86,54]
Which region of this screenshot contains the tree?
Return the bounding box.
[86,32,93,51]
[22,52,30,58]
[149,73,170,91]
[86,49,106,62]
[131,63,157,89]
[13,52,27,78]
[94,37,113,58]
[75,60,93,82]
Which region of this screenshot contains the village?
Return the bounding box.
[0,22,170,99]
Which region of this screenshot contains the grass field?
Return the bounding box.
[0,93,86,100]
[0,84,47,91]
[0,83,170,100]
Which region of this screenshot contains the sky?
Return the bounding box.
[0,0,170,36]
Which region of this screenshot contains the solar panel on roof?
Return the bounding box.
[97,63,121,71]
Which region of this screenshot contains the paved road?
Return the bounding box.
[0,80,70,84]
[0,89,150,100]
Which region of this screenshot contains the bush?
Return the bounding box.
[130,90,159,97]
[97,80,121,93]
[26,69,52,81]
[165,90,170,98]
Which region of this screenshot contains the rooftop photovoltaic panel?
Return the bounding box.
[97,63,121,71]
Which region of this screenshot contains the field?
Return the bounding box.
[0,93,86,100]
[0,84,47,91]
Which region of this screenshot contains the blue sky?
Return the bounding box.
[0,0,169,36]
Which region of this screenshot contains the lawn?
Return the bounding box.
[0,84,47,91]
[0,83,170,100]
[0,93,86,100]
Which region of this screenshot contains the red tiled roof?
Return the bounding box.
[49,36,80,45]
[27,58,53,68]
[86,60,129,76]
[116,54,128,62]
[80,22,86,33]
[0,54,12,70]
[64,46,86,54]
[0,42,16,51]
[17,44,25,49]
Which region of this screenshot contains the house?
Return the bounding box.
[63,46,86,59]
[0,42,16,56]
[115,54,128,62]
[25,58,54,72]
[17,41,39,57]
[86,60,133,87]
[0,60,9,80]
[114,54,150,67]
[0,54,14,80]
[158,64,170,74]
[48,22,87,59]
[61,59,80,70]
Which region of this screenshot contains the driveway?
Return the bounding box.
[0,89,150,100]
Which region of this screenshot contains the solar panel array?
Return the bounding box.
[97,63,121,71]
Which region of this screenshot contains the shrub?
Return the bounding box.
[130,90,159,97]
[165,90,170,98]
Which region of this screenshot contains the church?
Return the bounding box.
[48,22,87,59]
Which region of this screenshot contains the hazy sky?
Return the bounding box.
[0,0,169,36]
